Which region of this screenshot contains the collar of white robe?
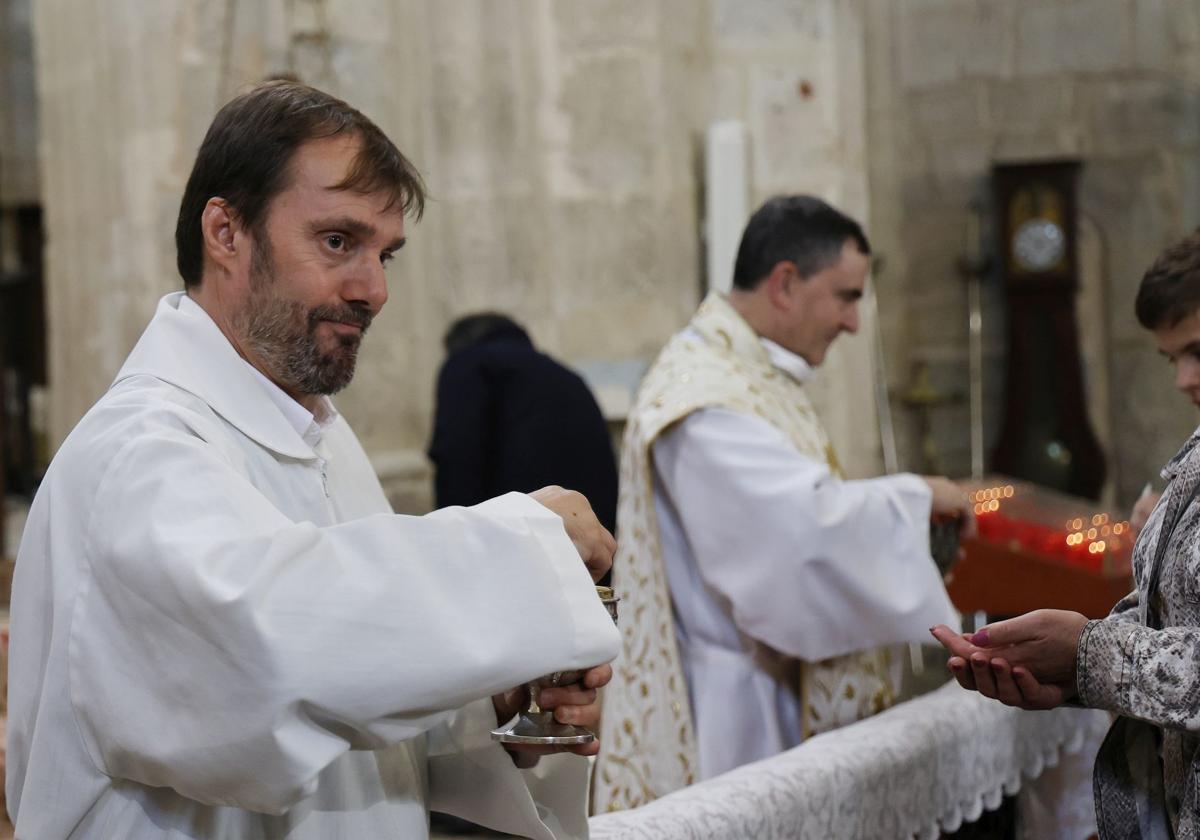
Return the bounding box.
[111,291,322,461]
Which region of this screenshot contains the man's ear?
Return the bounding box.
[763,261,798,310]
[200,198,243,273]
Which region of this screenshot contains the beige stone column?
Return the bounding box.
[32,1,288,445]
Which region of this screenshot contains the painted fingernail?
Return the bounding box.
[970,629,990,646]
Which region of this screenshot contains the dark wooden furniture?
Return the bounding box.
[989,161,1105,500]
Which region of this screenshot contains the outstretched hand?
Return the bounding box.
[930,609,1089,711]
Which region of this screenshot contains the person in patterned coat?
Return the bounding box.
[933,228,1200,839]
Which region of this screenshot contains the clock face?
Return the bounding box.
[1013,217,1066,272]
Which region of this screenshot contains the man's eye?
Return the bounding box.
[325,234,347,251]
[380,251,395,266]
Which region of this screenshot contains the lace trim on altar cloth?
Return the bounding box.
[589,681,1110,840]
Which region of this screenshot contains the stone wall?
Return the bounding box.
[31,0,887,511]
[350,0,707,498]
[708,0,885,479]
[32,1,277,453]
[27,0,1196,509]
[31,0,708,511]
[864,0,1200,504]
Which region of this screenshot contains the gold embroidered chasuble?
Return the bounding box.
[594,292,901,812]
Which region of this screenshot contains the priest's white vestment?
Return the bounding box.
[595,293,958,811]
[7,292,620,839]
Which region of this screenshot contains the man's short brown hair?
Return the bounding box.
[175,81,425,287]
[1135,228,1200,330]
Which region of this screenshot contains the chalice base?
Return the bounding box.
[491,710,596,746]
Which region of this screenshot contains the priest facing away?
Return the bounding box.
[595,195,972,810]
[6,81,621,840]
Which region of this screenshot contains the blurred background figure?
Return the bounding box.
[429,313,618,533]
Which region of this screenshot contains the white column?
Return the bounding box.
[705,120,749,294]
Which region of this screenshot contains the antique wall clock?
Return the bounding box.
[989,160,1105,499]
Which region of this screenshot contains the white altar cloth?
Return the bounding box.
[590,681,1110,839]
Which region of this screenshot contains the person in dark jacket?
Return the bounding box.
[428,313,618,533]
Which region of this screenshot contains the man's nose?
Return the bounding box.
[1176,358,1200,393]
[343,257,389,313]
[842,304,860,335]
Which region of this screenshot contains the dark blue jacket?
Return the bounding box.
[428,328,618,533]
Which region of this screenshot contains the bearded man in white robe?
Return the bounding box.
[7,81,621,840]
[596,195,971,810]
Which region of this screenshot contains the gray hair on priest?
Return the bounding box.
[731,195,871,291]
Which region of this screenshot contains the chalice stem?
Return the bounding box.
[489,587,618,745]
[525,681,542,715]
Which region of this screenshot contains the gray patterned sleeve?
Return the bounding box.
[1076,617,1200,732]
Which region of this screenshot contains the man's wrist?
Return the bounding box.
[1074,617,1131,709]
[1070,609,1099,696]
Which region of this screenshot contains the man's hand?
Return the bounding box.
[530,486,615,582]
[921,476,977,538]
[493,664,614,767]
[930,609,1089,710]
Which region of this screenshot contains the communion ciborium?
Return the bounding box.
[491,585,620,746]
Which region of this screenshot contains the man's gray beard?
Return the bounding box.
[234,239,366,396]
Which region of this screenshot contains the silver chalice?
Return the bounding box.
[491,585,620,746]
